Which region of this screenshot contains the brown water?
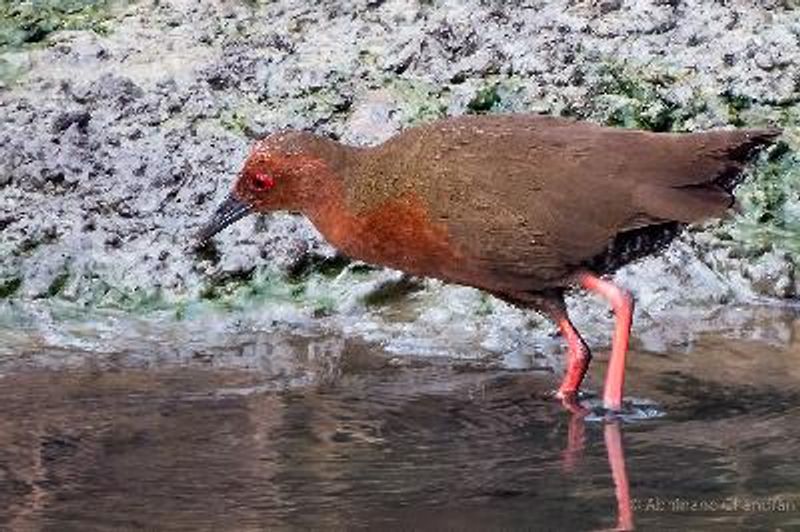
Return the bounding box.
[1,307,800,530]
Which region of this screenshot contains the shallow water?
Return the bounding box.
[1,305,800,530]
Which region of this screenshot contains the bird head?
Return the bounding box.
[197,131,332,242]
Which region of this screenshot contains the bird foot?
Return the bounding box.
[552,389,593,415]
[551,388,663,421]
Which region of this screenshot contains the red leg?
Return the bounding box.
[578,273,634,412]
[553,313,592,401]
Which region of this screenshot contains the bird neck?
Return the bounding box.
[286,134,360,213]
[298,138,376,252]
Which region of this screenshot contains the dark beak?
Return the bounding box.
[196,194,253,242]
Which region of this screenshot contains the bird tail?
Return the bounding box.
[711,127,782,193]
[634,127,782,223]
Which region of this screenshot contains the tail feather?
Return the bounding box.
[633,184,732,224]
[723,128,783,162]
[711,127,782,192]
[634,127,781,224]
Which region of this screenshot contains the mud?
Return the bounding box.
[0,0,799,355]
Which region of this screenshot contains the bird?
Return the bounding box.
[197,114,781,412]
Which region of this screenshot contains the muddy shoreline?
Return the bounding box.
[1,0,799,353]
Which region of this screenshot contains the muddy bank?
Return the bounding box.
[1,0,799,356]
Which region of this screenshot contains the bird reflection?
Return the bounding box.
[562,394,635,531]
[605,420,634,531]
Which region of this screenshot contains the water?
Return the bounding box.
[1,305,800,530]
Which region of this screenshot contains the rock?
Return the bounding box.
[20,248,70,299]
[744,250,796,299]
[51,110,91,133]
[0,164,12,187]
[341,91,401,146]
[597,0,623,15]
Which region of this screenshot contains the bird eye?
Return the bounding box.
[252,172,275,191]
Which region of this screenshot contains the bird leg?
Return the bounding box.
[493,292,595,408]
[577,272,634,412]
[492,286,632,411]
[550,310,592,403]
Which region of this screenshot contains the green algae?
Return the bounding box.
[218,109,249,136]
[101,286,171,313]
[720,91,753,127]
[198,268,305,308]
[199,269,256,301]
[45,271,70,298]
[0,277,22,299]
[721,149,800,257]
[24,255,377,319]
[474,293,494,317]
[387,78,447,125]
[589,62,700,132]
[311,297,336,317]
[0,1,127,50]
[467,83,501,113]
[59,277,172,314]
[287,254,351,282]
[238,0,269,7]
[0,0,131,87]
[0,55,25,88]
[361,276,424,307]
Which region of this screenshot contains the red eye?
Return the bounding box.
[253,172,275,191]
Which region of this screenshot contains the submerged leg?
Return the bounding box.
[494,291,595,407]
[577,273,634,412]
[545,305,592,402]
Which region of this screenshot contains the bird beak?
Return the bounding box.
[196,193,253,242]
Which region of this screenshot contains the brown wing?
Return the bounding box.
[370,114,778,292]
